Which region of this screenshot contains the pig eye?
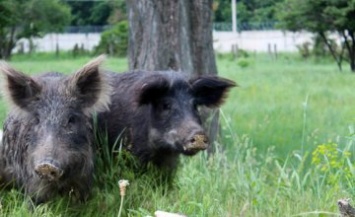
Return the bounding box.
[161,101,171,111]
[155,99,172,113]
[68,115,77,125]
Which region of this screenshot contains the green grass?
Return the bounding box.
[220,54,355,154]
[1,52,355,216]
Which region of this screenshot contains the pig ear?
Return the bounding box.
[0,61,41,110]
[190,75,236,108]
[137,75,170,105]
[68,55,112,115]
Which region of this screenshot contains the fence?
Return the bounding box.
[63,21,278,33]
[213,22,278,32]
[61,22,278,34]
[64,25,111,33]
[17,24,339,53]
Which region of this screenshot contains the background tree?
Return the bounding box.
[92,0,128,58]
[67,1,111,26]
[278,0,355,72]
[0,0,71,59]
[213,0,283,30]
[107,0,127,24]
[0,0,16,59]
[21,0,71,54]
[126,0,221,152]
[94,20,128,57]
[66,0,126,26]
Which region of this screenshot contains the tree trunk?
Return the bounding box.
[349,31,355,72]
[319,32,343,71]
[341,31,355,72]
[126,0,220,153]
[0,26,16,60]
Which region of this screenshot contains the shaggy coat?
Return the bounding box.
[0,56,111,204]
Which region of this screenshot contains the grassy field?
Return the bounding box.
[1,52,355,216]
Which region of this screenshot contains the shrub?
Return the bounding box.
[237,49,250,58]
[297,34,339,60]
[237,57,250,68]
[296,41,311,59]
[95,21,128,57]
[312,34,338,58]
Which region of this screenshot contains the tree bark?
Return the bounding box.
[126,0,220,153]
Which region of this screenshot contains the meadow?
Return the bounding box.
[1,52,355,216]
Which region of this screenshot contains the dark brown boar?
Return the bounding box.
[0,56,111,204]
[97,71,235,170]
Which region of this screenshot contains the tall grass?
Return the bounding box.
[1,53,355,216]
[220,53,355,155]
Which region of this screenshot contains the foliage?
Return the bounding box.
[94,21,129,57]
[297,35,339,60]
[236,49,250,58]
[296,42,312,59]
[0,0,71,59]
[237,58,250,68]
[21,0,71,37]
[0,0,13,27]
[67,0,126,26]
[67,1,110,26]
[107,0,127,24]
[312,34,336,58]
[278,0,355,72]
[213,0,231,22]
[213,0,282,30]
[311,142,352,185]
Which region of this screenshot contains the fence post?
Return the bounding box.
[231,44,239,59]
[268,43,272,58]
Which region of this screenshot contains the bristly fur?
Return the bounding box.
[0,56,112,204]
[0,61,41,118]
[67,55,112,116]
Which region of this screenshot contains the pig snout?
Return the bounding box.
[35,160,63,181]
[183,132,209,153]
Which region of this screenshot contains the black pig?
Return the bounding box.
[0,56,112,204]
[98,71,235,170]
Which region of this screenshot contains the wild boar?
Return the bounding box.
[97,71,235,170]
[0,56,111,204]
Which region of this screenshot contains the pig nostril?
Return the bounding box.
[35,163,63,181]
[183,134,208,152]
[50,171,57,177]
